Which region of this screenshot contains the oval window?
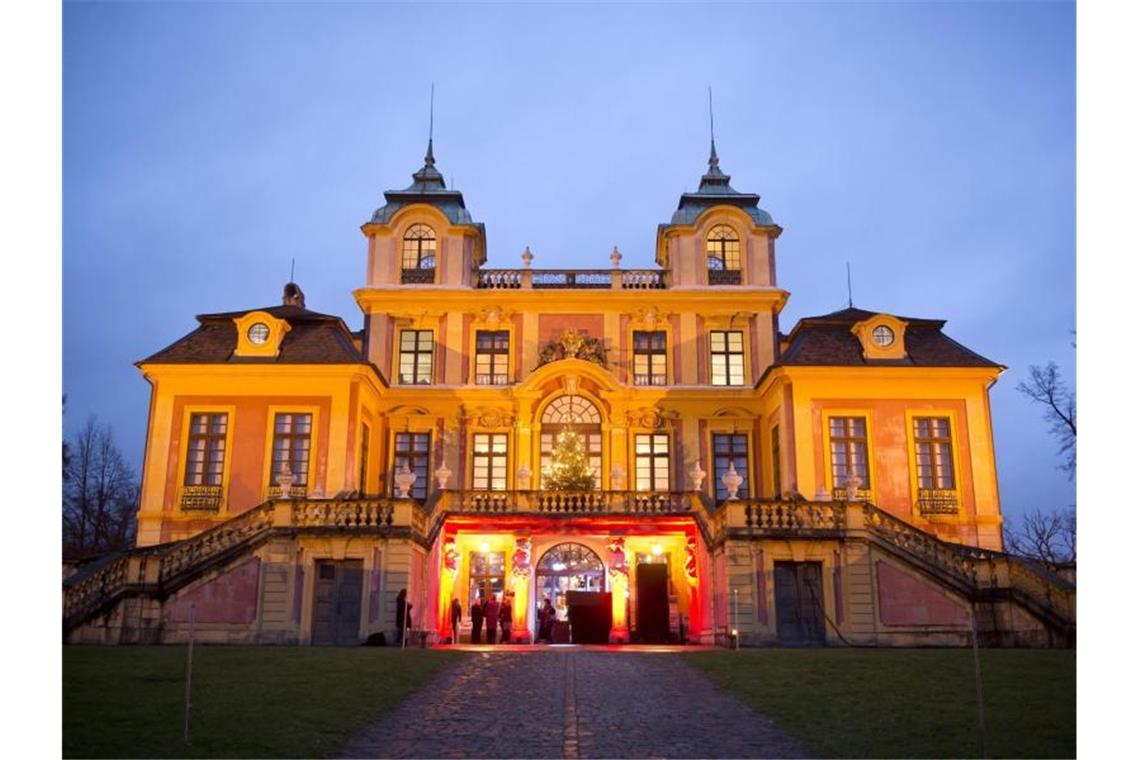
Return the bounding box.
[871,325,895,347]
[247,323,270,345]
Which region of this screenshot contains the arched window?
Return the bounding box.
[401,224,436,283]
[706,225,742,284]
[540,395,602,489]
[535,543,606,601]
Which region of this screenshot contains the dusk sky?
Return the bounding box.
[62,2,1075,525]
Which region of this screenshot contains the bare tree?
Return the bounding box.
[63,416,138,559]
[1017,362,1076,480]
[1004,506,1076,566]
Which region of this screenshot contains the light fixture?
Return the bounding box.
[479,542,491,554]
[651,543,664,556]
[552,562,566,571]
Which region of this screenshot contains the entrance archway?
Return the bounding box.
[534,542,610,643]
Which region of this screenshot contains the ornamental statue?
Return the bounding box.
[684,535,699,584]
[443,537,459,576]
[434,460,452,490]
[537,328,608,368]
[393,462,417,498]
[511,537,532,579]
[607,536,629,578]
[689,460,707,491]
[721,461,744,500]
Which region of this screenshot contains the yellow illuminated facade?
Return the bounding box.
[63,139,1074,649]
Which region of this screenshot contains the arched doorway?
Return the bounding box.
[539,395,603,489]
[534,542,611,644]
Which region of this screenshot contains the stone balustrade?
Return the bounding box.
[476,268,667,290]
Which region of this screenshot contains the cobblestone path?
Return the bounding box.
[342,651,810,759]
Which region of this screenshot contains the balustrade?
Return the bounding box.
[475,268,668,290]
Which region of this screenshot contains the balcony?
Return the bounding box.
[401,267,436,284]
[436,489,698,515]
[179,485,222,511]
[916,489,960,515]
[476,268,668,290]
[707,269,742,285]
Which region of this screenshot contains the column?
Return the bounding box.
[608,536,630,643]
[510,536,533,643]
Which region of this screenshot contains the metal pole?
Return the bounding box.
[970,606,987,758]
[183,603,195,745]
[732,588,739,650]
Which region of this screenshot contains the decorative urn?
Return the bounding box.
[689,461,707,491]
[394,463,417,498]
[434,461,452,490]
[721,461,744,500]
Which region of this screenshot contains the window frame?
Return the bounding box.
[709,330,746,386]
[711,432,751,502]
[471,432,510,491]
[906,412,963,517]
[398,329,435,385]
[631,330,668,386]
[392,431,431,501]
[177,405,236,513]
[706,224,742,285]
[634,433,672,492]
[474,330,511,386]
[401,224,437,283]
[823,412,874,501]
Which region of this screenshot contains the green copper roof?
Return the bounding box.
[665,141,776,227]
[367,140,481,227]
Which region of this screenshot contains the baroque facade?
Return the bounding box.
[63,139,1075,647]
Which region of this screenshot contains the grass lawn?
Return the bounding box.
[684,648,1075,759]
[63,645,463,758]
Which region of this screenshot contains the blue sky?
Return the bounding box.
[62,1,1075,523]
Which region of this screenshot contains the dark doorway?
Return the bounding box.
[636,563,670,642]
[312,560,364,646]
[566,590,612,644]
[773,561,825,646]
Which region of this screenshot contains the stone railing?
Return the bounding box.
[476,268,668,290]
[861,503,988,586]
[159,503,278,583]
[744,500,846,532]
[438,490,698,515]
[62,553,135,623]
[292,498,395,528]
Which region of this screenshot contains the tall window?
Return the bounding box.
[469,551,505,605]
[540,395,602,489]
[770,426,782,497]
[632,331,667,386]
[359,423,370,495]
[706,225,741,284]
[635,433,671,492]
[472,433,508,490]
[829,417,870,496]
[475,330,510,385]
[710,330,745,386]
[914,417,955,490]
[270,413,312,487]
[393,432,430,500]
[184,413,228,487]
[398,329,434,384]
[401,224,436,283]
[713,434,749,501]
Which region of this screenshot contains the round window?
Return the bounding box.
[247,323,270,345]
[871,325,895,347]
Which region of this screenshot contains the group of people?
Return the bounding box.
[452,592,515,644]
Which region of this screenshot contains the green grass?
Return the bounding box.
[683,648,1075,758]
[63,645,462,759]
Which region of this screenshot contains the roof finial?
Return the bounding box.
[708,86,718,169]
[425,82,435,166]
[290,257,295,283]
[846,261,854,308]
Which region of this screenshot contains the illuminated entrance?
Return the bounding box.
[534,543,610,644]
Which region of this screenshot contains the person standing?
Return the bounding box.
[499,592,513,644]
[484,594,500,645]
[470,593,485,644]
[449,597,462,644]
[395,588,411,646]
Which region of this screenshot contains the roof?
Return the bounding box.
[662,142,778,228]
[776,306,1002,369]
[140,303,369,366]
[366,140,485,231]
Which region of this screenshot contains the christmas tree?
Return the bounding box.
[545,430,596,491]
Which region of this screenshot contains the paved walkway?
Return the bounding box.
[342,650,810,759]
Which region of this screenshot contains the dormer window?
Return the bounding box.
[706,225,741,285]
[247,323,270,345]
[401,224,437,284]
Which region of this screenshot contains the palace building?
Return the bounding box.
[63,138,1075,648]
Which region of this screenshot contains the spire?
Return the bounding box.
[708,86,720,173]
[424,83,435,167]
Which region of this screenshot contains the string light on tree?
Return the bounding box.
[544,429,596,491]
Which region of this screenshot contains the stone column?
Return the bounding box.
[608,536,630,643]
[510,536,533,643]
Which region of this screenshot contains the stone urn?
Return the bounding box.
[689,461,706,491]
[394,463,417,498]
[610,246,622,268]
[521,246,534,268]
[721,461,744,500]
[844,474,863,502]
[434,461,452,490]
[276,462,295,493]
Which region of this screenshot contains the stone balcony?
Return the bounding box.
[476,268,668,290]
